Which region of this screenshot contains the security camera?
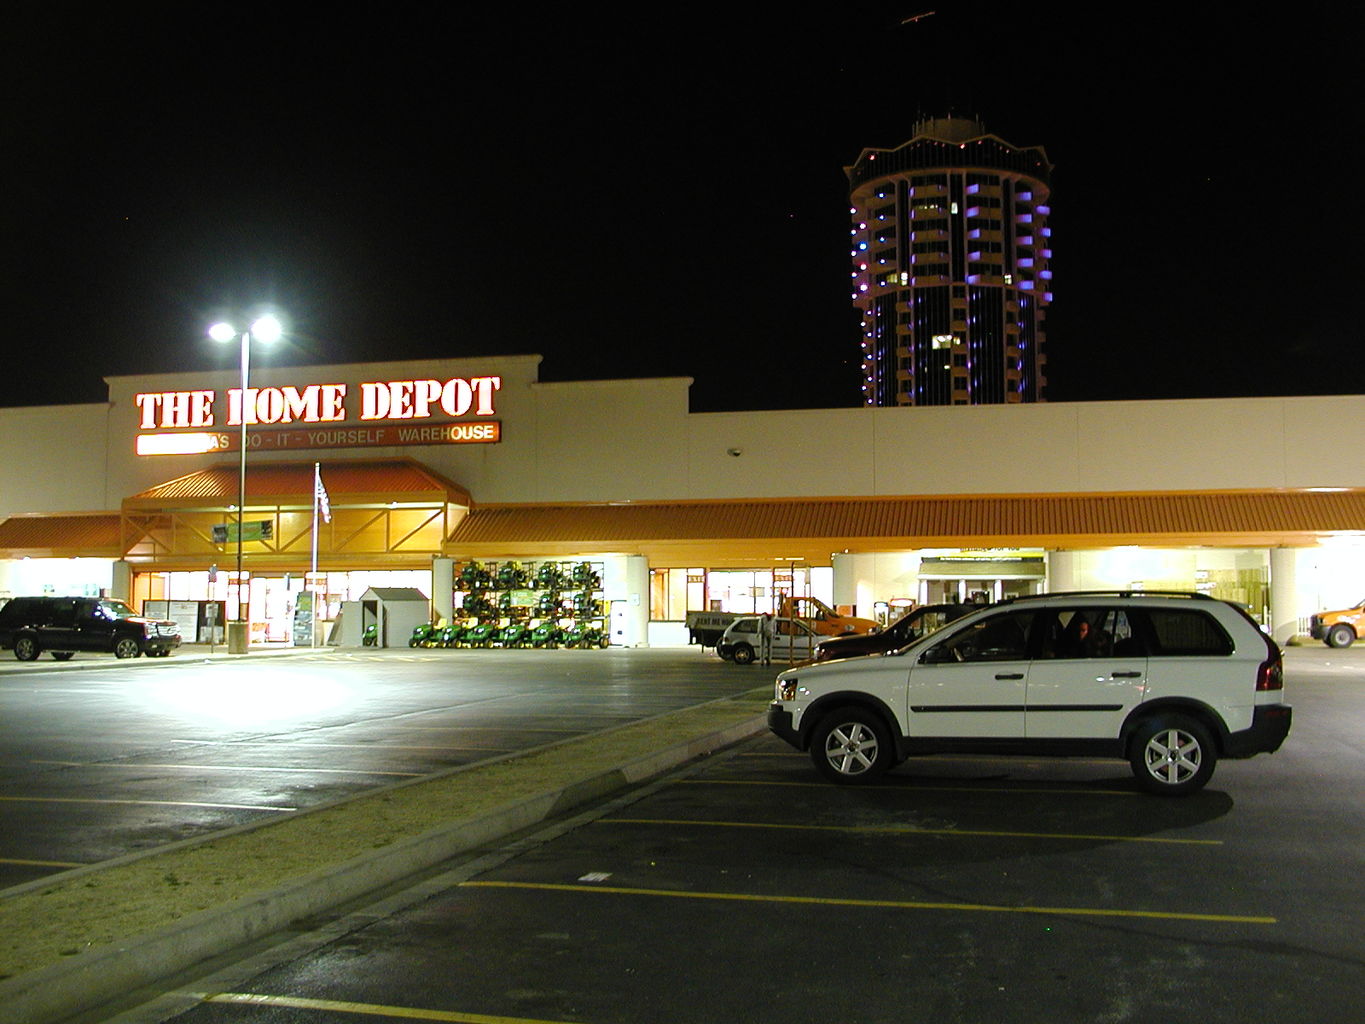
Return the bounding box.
[727,447,742,457]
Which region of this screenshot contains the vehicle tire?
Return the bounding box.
[1326,624,1355,649]
[1129,715,1217,796]
[13,635,40,661]
[731,643,755,665]
[51,651,75,661]
[809,707,893,784]
[114,638,141,659]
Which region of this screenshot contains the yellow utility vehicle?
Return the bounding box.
[1309,599,1364,648]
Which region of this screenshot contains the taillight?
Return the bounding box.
[1256,652,1283,691]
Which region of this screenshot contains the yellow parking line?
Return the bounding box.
[599,816,1220,845]
[463,880,1276,925]
[683,778,1138,796]
[199,991,582,1023]
[0,856,85,868]
[33,760,421,778]
[0,796,294,812]
[286,743,515,752]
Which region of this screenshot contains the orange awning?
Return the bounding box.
[447,490,1365,564]
[0,514,124,558]
[124,458,471,509]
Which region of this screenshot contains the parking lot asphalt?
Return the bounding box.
[1,643,1360,1024]
[0,646,769,1024]
[106,652,1365,1024]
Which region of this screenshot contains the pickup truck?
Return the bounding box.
[716,616,822,665]
[686,596,879,647]
[1309,598,1364,648]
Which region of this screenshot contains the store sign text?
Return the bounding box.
[133,375,503,455]
[135,376,501,429]
[137,420,502,456]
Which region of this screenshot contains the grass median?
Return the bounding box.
[0,687,771,982]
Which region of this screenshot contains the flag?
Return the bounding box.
[314,463,331,523]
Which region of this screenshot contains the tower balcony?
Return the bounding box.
[909,206,950,221]
[910,183,948,199]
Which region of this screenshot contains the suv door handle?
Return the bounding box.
[994,672,1024,680]
[1112,671,1143,678]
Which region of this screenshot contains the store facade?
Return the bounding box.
[0,353,1361,647]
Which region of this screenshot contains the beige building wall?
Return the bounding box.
[0,353,1360,516]
[0,404,112,517]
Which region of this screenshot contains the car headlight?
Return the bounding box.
[777,678,798,701]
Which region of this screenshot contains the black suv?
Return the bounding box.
[0,597,181,661]
[814,603,978,662]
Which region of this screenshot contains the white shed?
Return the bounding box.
[343,587,432,648]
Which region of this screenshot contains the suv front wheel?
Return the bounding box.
[13,635,40,661]
[113,638,142,659]
[810,707,893,784]
[1326,624,1355,648]
[1129,715,1216,796]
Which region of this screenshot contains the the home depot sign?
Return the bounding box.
[135,375,501,428]
[133,375,503,455]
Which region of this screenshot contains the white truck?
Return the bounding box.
[715,615,823,665]
[687,596,878,648]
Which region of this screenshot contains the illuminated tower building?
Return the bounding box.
[846,117,1053,406]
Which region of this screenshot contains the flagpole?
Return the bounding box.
[311,462,321,648]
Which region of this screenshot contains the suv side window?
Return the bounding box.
[48,599,78,628]
[928,610,1034,663]
[1144,609,1233,656]
[1038,608,1139,659]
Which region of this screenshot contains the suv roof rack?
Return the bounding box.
[999,590,1215,604]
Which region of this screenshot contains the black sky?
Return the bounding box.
[2,3,1360,413]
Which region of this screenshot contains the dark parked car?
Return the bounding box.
[813,602,977,662]
[0,596,181,661]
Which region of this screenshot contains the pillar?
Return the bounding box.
[606,555,649,647]
[1269,547,1300,646]
[1047,550,1077,593]
[110,560,133,603]
[432,557,455,625]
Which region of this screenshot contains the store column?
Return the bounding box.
[607,555,649,647]
[111,560,133,604]
[1269,547,1300,645]
[832,553,866,619]
[432,557,455,625]
[1047,550,1077,593]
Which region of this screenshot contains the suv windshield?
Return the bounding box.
[98,600,140,620]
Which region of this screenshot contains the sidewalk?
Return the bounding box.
[0,683,770,1024]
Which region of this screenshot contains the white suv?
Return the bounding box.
[768,591,1291,795]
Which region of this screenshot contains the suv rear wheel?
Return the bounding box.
[810,707,893,784]
[1129,715,1216,795]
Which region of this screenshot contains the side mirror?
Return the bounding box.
[920,645,954,665]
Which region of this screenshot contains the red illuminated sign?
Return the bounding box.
[135,376,500,429]
[134,375,503,455]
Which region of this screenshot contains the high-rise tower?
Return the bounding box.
[846,117,1053,406]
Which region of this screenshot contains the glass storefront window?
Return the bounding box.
[133,568,431,644]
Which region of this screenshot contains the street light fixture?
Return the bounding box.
[209,314,282,654]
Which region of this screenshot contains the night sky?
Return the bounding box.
[3,4,1359,413]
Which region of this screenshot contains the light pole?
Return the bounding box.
[209,315,282,654]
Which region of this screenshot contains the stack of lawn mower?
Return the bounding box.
[408,559,609,649]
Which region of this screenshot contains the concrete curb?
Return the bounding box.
[0,713,765,1024]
